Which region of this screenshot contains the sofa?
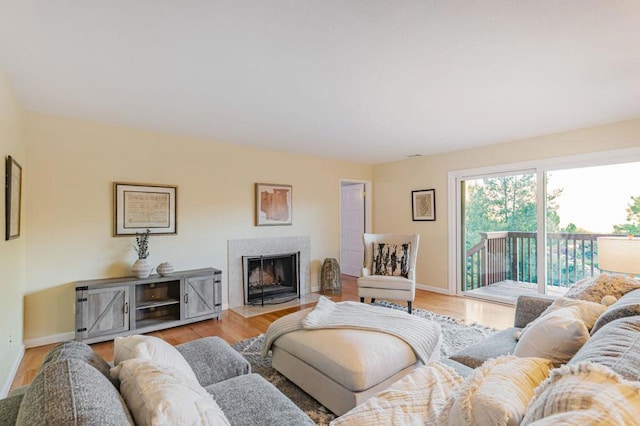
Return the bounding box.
[332,281,640,424]
[0,336,314,426]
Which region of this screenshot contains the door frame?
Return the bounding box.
[340,179,372,275]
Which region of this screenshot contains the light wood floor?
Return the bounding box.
[10,275,514,392]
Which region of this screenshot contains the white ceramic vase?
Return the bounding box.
[132,258,153,279]
[157,262,174,277]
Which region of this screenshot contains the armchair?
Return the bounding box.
[357,233,419,313]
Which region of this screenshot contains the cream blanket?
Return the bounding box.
[260,296,442,363]
[330,362,463,425]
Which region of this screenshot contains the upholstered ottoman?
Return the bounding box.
[272,325,441,416]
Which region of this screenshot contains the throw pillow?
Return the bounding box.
[591,288,640,335]
[441,355,552,426]
[570,316,640,382]
[111,335,198,383]
[117,358,230,426]
[521,362,640,425]
[564,273,640,303]
[517,297,606,339]
[371,242,411,278]
[330,362,463,425]
[513,306,589,367]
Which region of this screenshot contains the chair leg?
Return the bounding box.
[371,298,376,304]
[407,301,412,314]
[360,297,364,303]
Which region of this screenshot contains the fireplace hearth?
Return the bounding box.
[243,252,300,306]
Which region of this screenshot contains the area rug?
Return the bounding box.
[231,300,497,425]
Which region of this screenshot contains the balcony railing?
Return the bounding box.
[465,232,621,291]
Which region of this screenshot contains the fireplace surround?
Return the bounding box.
[228,236,311,309]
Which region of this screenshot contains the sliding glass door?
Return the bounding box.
[545,161,640,292]
[461,171,539,302]
[454,155,640,303]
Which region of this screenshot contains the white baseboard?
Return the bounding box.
[416,283,453,295]
[222,303,230,311]
[24,331,75,349]
[1,344,25,398]
[311,286,321,292]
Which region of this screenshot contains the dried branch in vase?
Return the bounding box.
[134,229,150,259]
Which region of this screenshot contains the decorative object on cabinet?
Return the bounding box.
[321,258,342,295]
[5,155,22,240]
[412,188,436,221]
[113,182,177,236]
[75,268,222,344]
[132,229,153,278]
[255,183,292,226]
[157,262,175,276]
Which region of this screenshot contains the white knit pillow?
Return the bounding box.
[442,356,552,426]
[514,306,590,367]
[521,362,640,425]
[111,335,198,383]
[117,358,230,426]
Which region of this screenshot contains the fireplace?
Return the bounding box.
[243,252,300,306]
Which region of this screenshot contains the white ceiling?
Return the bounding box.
[1,1,639,164]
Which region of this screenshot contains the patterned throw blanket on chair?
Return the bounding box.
[260,296,442,363]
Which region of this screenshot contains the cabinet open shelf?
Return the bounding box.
[135,316,181,329]
[135,299,181,310]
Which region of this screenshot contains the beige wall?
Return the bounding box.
[373,118,640,291]
[23,113,372,342]
[0,69,26,394]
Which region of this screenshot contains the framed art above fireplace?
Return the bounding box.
[255,183,292,226]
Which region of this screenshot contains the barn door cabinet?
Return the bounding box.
[75,267,221,344]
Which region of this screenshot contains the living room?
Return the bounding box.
[2,1,640,423]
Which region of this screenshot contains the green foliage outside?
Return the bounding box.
[464,174,562,250]
[613,196,640,235]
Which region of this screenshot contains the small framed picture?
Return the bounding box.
[114,182,177,236]
[5,156,23,240]
[255,183,292,226]
[412,189,436,221]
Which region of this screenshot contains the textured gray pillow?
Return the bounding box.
[570,316,640,382]
[16,358,133,426]
[591,289,640,335]
[449,328,519,369]
[565,273,640,303]
[42,340,118,386]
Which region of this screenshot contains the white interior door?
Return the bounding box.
[341,183,365,276]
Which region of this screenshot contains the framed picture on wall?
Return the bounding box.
[5,156,22,240]
[113,182,177,236]
[412,189,436,221]
[255,183,292,226]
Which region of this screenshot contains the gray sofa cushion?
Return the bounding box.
[569,316,640,382]
[448,327,520,369]
[16,358,133,426]
[439,358,474,378]
[176,336,251,387]
[591,289,640,335]
[0,393,24,426]
[514,295,554,328]
[42,340,118,386]
[206,373,314,426]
